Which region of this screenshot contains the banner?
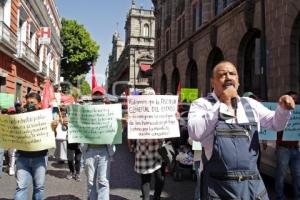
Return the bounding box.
[0,109,55,151]
[68,104,123,144]
[262,102,300,141]
[0,93,14,109]
[127,95,180,139]
[180,88,198,103]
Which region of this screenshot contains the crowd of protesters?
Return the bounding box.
[0,61,299,200]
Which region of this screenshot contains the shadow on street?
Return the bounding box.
[47,169,69,179]
[45,195,81,200]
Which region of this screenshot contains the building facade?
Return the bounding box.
[107,1,155,95]
[152,0,300,100]
[0,0,62,104]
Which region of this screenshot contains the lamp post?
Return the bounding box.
[130,48,136,93]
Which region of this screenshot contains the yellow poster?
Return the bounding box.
[0,109,56,151]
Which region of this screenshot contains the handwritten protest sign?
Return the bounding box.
[0,93,14,109]
[259,102,278,140]
[282,105,300,141]
[127,95,180,139]
[68,104,122,144]
[181,88,198,103]
[261,102,300,141]
[0,109,55,151]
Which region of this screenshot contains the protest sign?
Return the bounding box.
[68,104,122,144]
[127,95,180,139]
[259,102,278,140]
[192,141,202,151]
[0,109,55,151]
[0,93,14,109]
[282,105,300,141]
[180,88,198,103]
[261,102,300,141]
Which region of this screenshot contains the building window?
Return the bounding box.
[192,3,197,32]
[224,0,233,7]
[0,0,11,26]
[160,74,167,95]
[177,18,182,42]
[165,29,171,51]
[16,82,22,102]
[143,24,150,37]
[198,0,203,27]
[157,38,161,57]
[215,0,223,16]
[214,0,233,16]
[177,15,185,43]
[0,76,6,92]
[166,0,172,18]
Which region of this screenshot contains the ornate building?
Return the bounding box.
[106,0,155,95]
[152,0,300,100]
[0,0,63,104]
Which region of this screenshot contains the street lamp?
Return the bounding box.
[61,57,69,64]
[130,48,136,94]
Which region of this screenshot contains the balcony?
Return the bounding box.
[17,41,39,71]
[37,62,47,77]
[0,21,18,53]
[49,69,56,82]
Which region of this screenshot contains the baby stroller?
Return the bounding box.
[172,122,196,181]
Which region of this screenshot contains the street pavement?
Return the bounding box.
[0,139,196,200]
[0,138,293,199]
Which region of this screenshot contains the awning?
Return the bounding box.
[139,64,151,72]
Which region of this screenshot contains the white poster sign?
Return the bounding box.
[127,95,180,139]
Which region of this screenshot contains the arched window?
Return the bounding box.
[160,74,167,94]
[186,59,198,88]
[290,14,300,93]
[171,68,180,95]
[237,29,261,96]
[206,47,224,94]
[143,24,150,37]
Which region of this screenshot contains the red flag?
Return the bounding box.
[41,79,55,109]
[92,64,97,89]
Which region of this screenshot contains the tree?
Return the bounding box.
[60,18,99,84]
[80,79,92,95]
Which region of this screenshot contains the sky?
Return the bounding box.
[55,0,154,87]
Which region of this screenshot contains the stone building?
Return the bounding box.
[106,0,155,95]
[0,0,62,104]
[152,0,300,100]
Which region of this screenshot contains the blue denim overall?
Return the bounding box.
[203,97,269,200]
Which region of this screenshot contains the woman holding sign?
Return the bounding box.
[132,87,166,200]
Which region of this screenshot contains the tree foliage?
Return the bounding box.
[60,18,99,84]
[80,79,92,95]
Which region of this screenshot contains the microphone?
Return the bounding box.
[231,97,238,110]
[231,97,238,118]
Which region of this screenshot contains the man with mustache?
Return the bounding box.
[188,61,295,199]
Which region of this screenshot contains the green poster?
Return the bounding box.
[180,88,198,103]
[68,104,123,144]
[0,93,14,109]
